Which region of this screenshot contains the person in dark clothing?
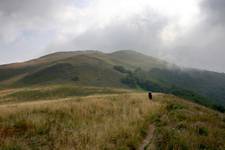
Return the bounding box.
[148,91,152,100]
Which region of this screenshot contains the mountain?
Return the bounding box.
[0,50,167,87]
[0,50,225,110]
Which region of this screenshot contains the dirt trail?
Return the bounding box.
[138,124,155,150]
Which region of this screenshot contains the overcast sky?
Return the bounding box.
[0,0,225,72]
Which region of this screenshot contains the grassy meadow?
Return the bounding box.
[0,85,224,150]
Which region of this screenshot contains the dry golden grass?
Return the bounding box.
[0,85,224,150]
[0,93,161,150]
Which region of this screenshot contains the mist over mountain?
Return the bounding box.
[1,0,225,73]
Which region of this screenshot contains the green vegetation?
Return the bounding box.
[20,63,77,84]
[148,68,225,107]
[0,85,127,104]
[0,66,37,82]
[120,67,225,112]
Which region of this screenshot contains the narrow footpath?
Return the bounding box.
[138,124,155,150]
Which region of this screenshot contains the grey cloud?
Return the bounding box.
[49,11,168,57]
[0,0,78,17]
[165,0,225,72]
[0,0,80,42]
[0,1,49,42]
[0,0,82,64]
[201,0,225,24]
[0,0,225,73]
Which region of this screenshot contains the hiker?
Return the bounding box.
[148,91,152,100]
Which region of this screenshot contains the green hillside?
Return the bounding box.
[0,50,225,111]
[148,68,225,107]
[0,50,168,87]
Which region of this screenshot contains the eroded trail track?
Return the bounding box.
[138,124,155,150]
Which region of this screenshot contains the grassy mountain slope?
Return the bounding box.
[0,52,118,87]
[0,50,168,87]
[148,68,225,106]
[0,85,224,150]
[0,50,225,109]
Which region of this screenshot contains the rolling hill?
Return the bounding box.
[0,50,225,110]
[0,50,167,86]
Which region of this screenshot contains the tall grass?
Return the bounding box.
[0,85,128,104]
[0,86,224,150]
[0,93,160,150]
[150,94,225,150]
